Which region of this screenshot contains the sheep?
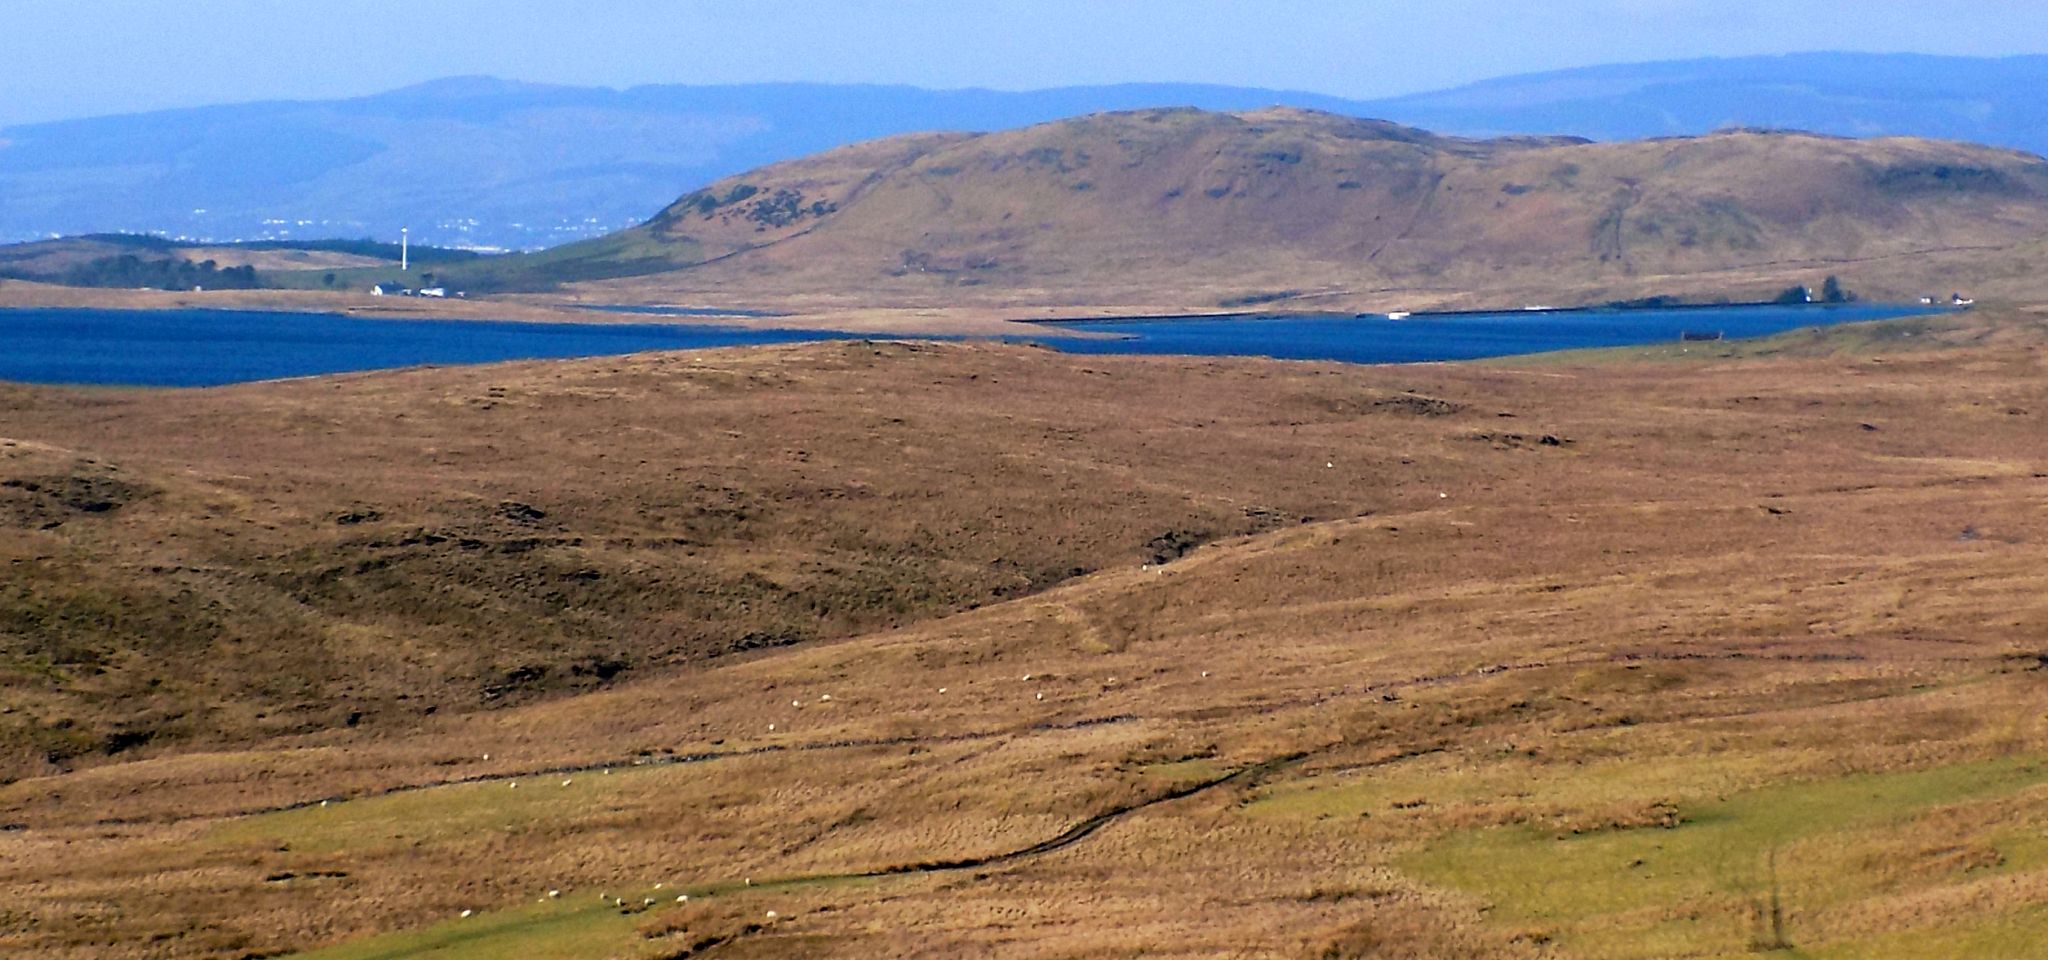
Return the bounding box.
[768,723,776,731]
[792,699,803,707]
[561,778,573,787]
[765,910,779,920]
[676,894,690,903]
[547,890,560,899]
[937,687,948,694]
[819,694,832,702]
[459,909,474,919]
[1036,693,1044,701]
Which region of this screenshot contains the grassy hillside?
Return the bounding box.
[0,339,1462,772]
[1,319,2044,958]
[505,108,2048,309]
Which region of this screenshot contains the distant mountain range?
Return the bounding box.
[1370,53,2048,148]
[6,54,2048,250]
[0,80,1377,250]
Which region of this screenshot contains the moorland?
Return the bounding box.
[2,303,2045,958]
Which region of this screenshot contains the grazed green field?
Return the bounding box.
[1403,757,2048,958]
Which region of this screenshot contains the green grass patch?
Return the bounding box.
[206,769,650,856]
[291,896,652,960]
[1402,756,2048,958]
[1793,905,2048,960]
[1244,748,1775,823]
[287,868,887,959]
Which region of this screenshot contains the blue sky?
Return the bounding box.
[6,0,2047,126]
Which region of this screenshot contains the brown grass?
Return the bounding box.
[0,320,2045,958]
[565,109,2048,312]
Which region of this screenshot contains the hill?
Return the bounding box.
[0,79,1384,250]
[0,234,481,290]
[477,107,2048,309]
[2,310,2045,958]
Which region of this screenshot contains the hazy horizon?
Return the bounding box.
[9,0,2048,127]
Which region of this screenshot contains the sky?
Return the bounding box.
[5,0,2048,127]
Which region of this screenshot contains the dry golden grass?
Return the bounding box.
[1,318,2046,958]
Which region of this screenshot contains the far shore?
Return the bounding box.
[0,276,1958,341]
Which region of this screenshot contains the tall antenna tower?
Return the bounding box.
[401,228,410,272]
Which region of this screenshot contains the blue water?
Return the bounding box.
[0,303,1936,388]
[1033,303,1935,364]
[0,308,862,388]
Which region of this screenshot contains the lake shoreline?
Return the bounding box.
[0,302,1937,389]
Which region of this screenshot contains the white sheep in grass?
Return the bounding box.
[459,909,473,919]
[676,894,689,903]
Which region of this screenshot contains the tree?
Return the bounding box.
[1820,276,1849,303]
